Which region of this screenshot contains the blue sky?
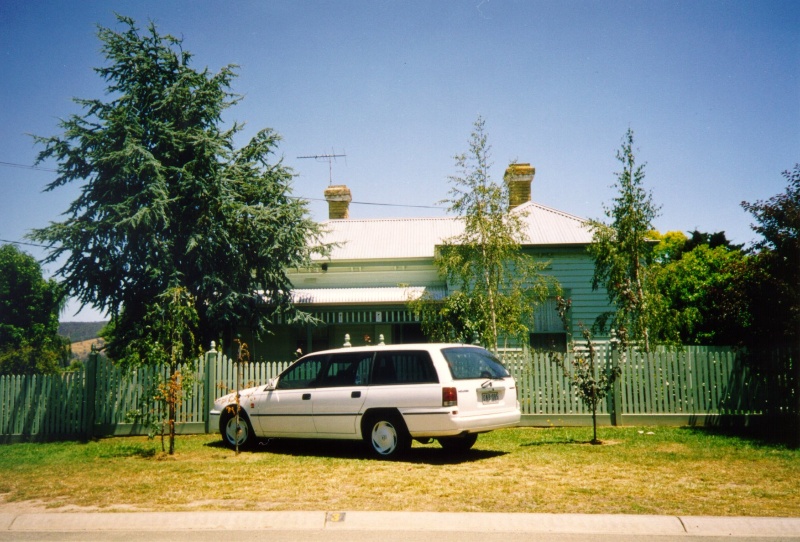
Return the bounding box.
[1,0,797,321]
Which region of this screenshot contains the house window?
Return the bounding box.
[533,298,564,333]
[531,297,567,352]
[530,333,567,353]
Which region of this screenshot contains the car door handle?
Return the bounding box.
[351,391,361,398]
[302,393,311,400]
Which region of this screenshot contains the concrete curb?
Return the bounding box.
[1,511,799,537]
[328,512,686,534]
[5,511,320,532]
[683,516,800,537]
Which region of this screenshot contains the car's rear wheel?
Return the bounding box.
[220,409,254,449]
[438,433,478,453]
[362,412,410,459]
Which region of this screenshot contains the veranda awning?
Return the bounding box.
[289,286,446,305]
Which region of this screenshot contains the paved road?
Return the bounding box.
[1,511,799,541]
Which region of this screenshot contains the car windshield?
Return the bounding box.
[441,347,510,380]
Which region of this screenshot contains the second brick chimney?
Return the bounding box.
[324,185,352,219]
[503,163,535,210]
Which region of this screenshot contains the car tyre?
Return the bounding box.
[362,412,410,459]
[438,433,478,453]
[220,408,255,449]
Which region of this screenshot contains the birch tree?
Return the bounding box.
[587,129,661,351]
[414,117,556,351]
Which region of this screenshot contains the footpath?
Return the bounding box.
[1,511,800,537]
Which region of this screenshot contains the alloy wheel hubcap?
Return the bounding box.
[371,421,397,455]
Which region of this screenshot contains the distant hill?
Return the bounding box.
[59,321,108,343]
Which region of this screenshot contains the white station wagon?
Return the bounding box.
[210,343,521,458]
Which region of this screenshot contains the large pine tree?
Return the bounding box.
[29,16,325,357]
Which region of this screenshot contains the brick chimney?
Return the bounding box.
[324,185,352,219]
[503,163,535,210]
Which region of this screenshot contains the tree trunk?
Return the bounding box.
[168,368,176,455]
[481,244,499,352]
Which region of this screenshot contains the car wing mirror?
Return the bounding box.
[264,377,277,391]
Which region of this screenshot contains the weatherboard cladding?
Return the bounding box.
[315,201,592,262]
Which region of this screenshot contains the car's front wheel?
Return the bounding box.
[220,409,254,449]
[362,412,410,459]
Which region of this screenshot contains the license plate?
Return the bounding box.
[482,391,499,404]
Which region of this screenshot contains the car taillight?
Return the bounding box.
[442,387,458,407]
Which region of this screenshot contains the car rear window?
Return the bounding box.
[371,351,438,385]
[441,347,510,380]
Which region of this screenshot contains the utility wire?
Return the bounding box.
[0,160,447,211]
[0,238,51,249]
[0,161,57,173]
[298,196,444,210]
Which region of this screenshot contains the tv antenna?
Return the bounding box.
[297,152,346,185]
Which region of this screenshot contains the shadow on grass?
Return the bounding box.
[520,438,603,447]
[205,437,506,464]
[682,420,799,449]
[97,444,159,459]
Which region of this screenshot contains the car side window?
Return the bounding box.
[371,351,438,385]
[276,356,325,389]
[317,353,373,387]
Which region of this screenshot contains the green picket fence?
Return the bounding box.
[0,346,796,442]
[0,371,86,439]
[502,346,796,425]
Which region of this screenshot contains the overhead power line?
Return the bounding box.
[0,238,51,249]
[0,161,57,173]
[0,160,446,210]
[297,196,444,210]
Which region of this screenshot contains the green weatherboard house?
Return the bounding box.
[242,163,610,360]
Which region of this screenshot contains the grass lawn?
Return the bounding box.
[0,426,798,517]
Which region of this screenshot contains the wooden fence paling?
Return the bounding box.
[648,353,658,413]
[687,349,698,413]
[664,351,674,413]
[528,353,537,415]
[0,376,6,434]
[673,350,686,413]
[709,354,720,412]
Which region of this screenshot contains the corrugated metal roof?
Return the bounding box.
[291,286,446,305]
[316,217,460,261]
[514,201,595,245]
[315,201,592,261]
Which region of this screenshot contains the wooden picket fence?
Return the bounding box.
[0,345,796,442]
[504,346,797,426]
[0,371,86,439]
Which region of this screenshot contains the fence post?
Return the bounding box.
[204,342,219,434]
[609,331,622,426]
[84,346,98,439]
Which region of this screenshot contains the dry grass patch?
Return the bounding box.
[0,426,798,516]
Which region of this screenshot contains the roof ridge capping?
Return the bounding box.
[323,215,457,224]
[513,200,589,223]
